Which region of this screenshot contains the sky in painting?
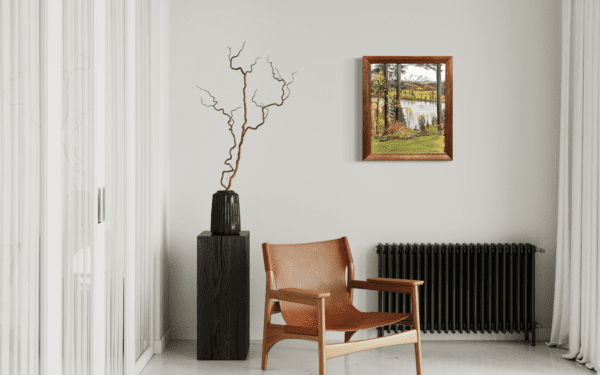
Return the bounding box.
[402,64,445,82]
[370,63,445,82]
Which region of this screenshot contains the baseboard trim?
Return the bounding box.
[154,328,171,354]
[135,346,154,375]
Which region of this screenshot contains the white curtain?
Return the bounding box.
[1,1,163,373]
[106,0,126,373]
[0,1,41,374]
[548,0,600,371]
[135,0,152,360]
[62,0,95,374]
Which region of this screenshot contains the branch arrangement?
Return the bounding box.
[197,43,295,191]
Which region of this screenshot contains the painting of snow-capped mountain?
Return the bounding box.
[363,56,453,161]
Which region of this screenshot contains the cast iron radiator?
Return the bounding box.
[376,243,541,346]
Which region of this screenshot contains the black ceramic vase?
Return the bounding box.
[210,190,241,235]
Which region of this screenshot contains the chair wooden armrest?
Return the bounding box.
[270,288,330,306]
[349,279,422,294]
[366,277,424,286]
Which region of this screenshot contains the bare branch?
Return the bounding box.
[196,86,235,120]
[267,57,284,82]
[220,135,236,188]
[282,72,296,101]
[246,57,260,74]
[230,106,242,117]
[266,57,296,100]
[198,45,294,191]
[219,107,243,189]
[247,107,271,131]
[229,42,246,73]
[251,89,265,107]
[246,65,296,131]
[228,42,245,62]
[197,86,242,189]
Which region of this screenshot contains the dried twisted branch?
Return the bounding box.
[197,43,294,190]
[249,57,296,131]
[196,86,241,189]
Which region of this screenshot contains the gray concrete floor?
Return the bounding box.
[141,340,590,375]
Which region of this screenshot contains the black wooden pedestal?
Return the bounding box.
[197,231,249,360]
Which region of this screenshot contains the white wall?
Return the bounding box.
[169,0,561,341]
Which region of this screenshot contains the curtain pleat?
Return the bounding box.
[1,1,158,373]
[135,0,152,360]
[106,0,125,373]
[62,1,94,375]
[0,0,40,374]
[549,0,600,372]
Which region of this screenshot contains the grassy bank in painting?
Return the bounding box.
[371,135,444,154]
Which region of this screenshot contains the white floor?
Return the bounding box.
[141,340,591,375]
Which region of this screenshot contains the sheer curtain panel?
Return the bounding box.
[106,0,126,373]
[135,0,153,362]
[1,1,167,374]
[0,0,41,374]
[548,0,600,371]
[62,0,95,374]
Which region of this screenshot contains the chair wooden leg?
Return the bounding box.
[414,341,423,375]
[262,296,274,370]
[317,298,326,375]
[411,285,423,375]
[261,328,269,370]
[344,331,356,343]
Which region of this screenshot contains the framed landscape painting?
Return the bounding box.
[362,56,453,161]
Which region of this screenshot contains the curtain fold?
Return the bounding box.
[549,0,600,371]
[135,0,152,360]
[1,1,160,373]
[106,0,125,373]
[0,0,41,374]
[62,1,94,374]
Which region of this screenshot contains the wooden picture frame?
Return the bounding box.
[362,56,453,161]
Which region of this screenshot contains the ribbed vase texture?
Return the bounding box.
[211,190,241,235]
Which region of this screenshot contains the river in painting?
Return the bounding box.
[400,100,445,131]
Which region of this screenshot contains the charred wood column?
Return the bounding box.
[197,231,250,360]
